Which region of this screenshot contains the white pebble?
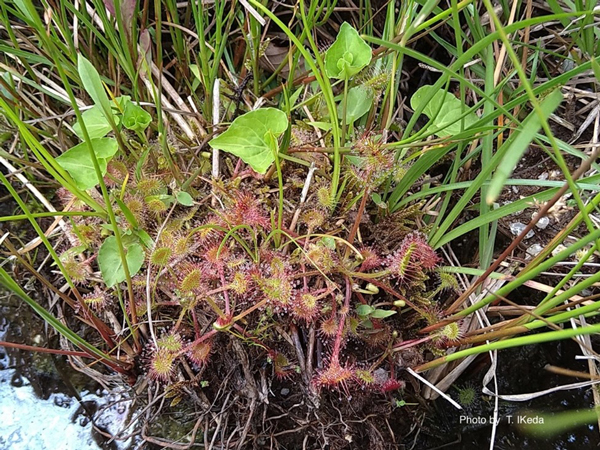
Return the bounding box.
[552,244,568,257]
[526,244,544,257]
[509,222,535,239]
[531,213,550,229]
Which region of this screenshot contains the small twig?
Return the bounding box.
[405,367,462,410]
[236,398,257,450]
[239,0,266,25]
[0,340,92,358]
[211,78,221,207]
[289,324,306,373]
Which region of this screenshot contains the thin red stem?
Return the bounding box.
[331,276,353,363]
[181,329,218,355]
[219,266,231,316]
[0,341,92,358]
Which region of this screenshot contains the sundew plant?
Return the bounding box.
[1,0,600,447]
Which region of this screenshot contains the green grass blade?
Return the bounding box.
[417,322,600,372]
[486,89,564,205]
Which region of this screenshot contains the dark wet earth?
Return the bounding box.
[415,338,600,449]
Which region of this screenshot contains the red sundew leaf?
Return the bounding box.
[315,361,354,391]
[187,341,212,367]
[380,379,405,393]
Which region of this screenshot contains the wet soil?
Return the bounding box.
[415,337,600,449]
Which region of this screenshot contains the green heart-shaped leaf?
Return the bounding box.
[325,22,372,79]
[98,236,144,287]
[72,96,128,140]
[410,85,478,137]
[209,108,288,174]
[55,138,118,190]
[73,105,112,139]
[356,304,375,316]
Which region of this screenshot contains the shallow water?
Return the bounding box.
[0,303,134,450]
[0,368,101,450]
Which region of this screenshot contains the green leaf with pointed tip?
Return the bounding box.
[77,55,112,120]
[98,236,144,287]
[281,86,303,111]
[115,197,139,228]
[176,191,194,206]
[209,108,288,174]
[357,304,375,316]
[306,121,332,131]
[189,64,201,91]
[135,229,154,248]
[410,85,478,137]
[55,138,118,190]
[370,309,397,319]
[325,22,372,79]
